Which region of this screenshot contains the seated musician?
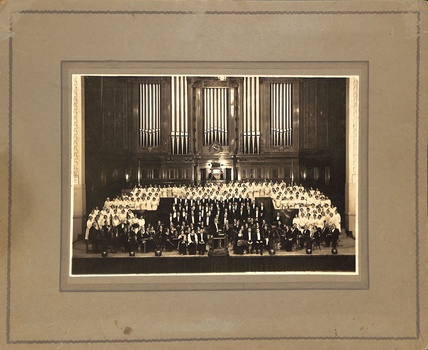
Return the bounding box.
[300,225,311,250]
[273,212,282,227]
[162,227,175,251]
[196,227,207,255]
[244,227,254,254]
[253,227,264,255]
[261,223,273,250]
[110,214,122,252]
[187,229,198,255]
[278,224,287,250]
[284,224,295,252]
[127,224,139,253]
[139,227,149,253]
[292,223,302,250]
[270,224,282,251]
[177,229,187,255]
[97,217,111,253]
[225,223,236,249]
[209,217,221,248]
[320,220,329,245]
[330,224,340,248]
[234,227,246,255]
[313,226,322,250]
[323,223,333,247]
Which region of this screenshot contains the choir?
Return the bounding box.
[85,180,341,255]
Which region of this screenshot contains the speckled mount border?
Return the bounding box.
[6,9,421,344]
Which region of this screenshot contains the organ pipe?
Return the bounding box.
[170,76,189,154]
[139,83,161,148]
[243,77,260,154]
[270,82,292,147]
[203,87,229,147]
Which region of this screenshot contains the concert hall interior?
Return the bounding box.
[70,74,358,274]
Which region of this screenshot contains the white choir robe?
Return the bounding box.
[85,219,93,240]
[333,213,341,229]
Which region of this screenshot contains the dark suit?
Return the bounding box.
[331,228,340,248]
[284,227,295,252]
[210,222,221,237]
[292,227,302,250]
[244,228,254,253]
[197,232,207,255]
[321,226,330,246]
[187,232,198,255]
[253,229,264,255]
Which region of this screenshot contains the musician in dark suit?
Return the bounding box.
[127,224,139,253]
[209,217,221,237]
[284,225,295,252]
[196,227,208,255]
[324,224,333,247]
[162,227,175,251]
[321,221,330,247]
[292,223,302,250]
[331,224,340,248]
[260,223,273,251]
[313,226,322,250]
[233,227,246,255]
[253,227,264,255]
[273,212,282,228]
[117,220,128,252]
[177,229,187,255]
[244,227,254,254]
[98,219,111,253]
[226,224,237,250]
[187,229,198,255]
[139,227,149,253]
[300,225,311,250]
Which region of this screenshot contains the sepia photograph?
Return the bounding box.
[2,0,426,347]
[70,73,359,276]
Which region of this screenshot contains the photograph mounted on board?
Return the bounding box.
[70,73,359,276]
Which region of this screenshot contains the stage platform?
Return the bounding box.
[72,235,356,275]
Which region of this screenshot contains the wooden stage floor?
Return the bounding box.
[72,235,356,275]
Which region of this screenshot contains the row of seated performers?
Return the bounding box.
[85,213,340,256]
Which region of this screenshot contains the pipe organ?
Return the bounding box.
[242,77,260,154]
[203,88,229,146]
[171,76,189,154]
[85,75,347,224]
[139,83,161,148]
[270,82,292,147]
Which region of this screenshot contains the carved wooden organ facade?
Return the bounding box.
[84,76,346,211]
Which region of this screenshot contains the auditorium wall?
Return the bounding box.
[299,78,347,215]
